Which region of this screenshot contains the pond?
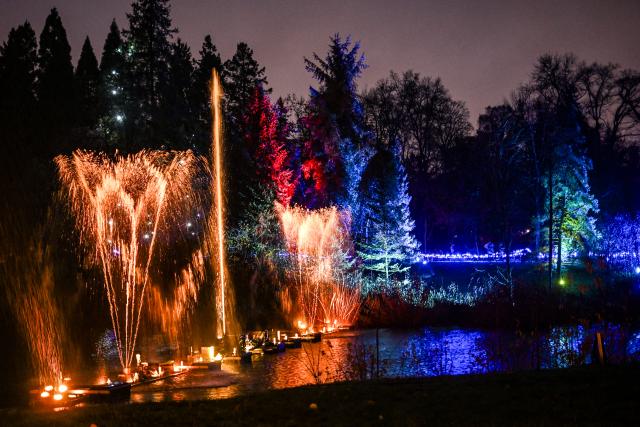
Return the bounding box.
[128,325,640,403]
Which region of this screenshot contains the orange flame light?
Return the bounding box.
[277,204,361,328]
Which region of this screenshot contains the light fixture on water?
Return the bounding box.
[635,266,640,274]
[40,391,50,398]
[53,393,63,401]
[58,384,68,393]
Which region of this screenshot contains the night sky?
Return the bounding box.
[2,0,639,124]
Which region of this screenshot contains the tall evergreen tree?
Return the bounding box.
[0,21,37,139]
[244,85,296,206]
[223,42,269,226]
[357,144,418,294]
[98,19,127,148]
[75,36,100,127]
[304,34,368,147]
[223,42,268,129]
[124,0,176,149]
[161,38,194,150]
[301,34,372,211]
[37,7,75,149]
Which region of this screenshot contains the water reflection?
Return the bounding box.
[126,325,638,403]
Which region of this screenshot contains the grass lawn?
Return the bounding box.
[3,365,639,426]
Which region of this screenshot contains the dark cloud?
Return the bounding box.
[2,0,639,123]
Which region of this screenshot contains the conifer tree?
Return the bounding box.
[244,86,296,206]
[75,36,100,127]
[37,8,75,146]
[223,42,268,128]
[98,19,127,148]
[161,38,194,150]
[357,144,418,294]
[124,0,176,149]
[0,21,37,138]
[222,42,269,225]
[301,34,372,210]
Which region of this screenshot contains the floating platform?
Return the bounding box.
[191,360,222,370]
[82,382,132,400]
[32,381,132,407]
[300,332,322,343]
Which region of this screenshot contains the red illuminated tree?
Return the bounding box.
[243,85,296,206]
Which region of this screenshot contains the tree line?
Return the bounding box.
[2,0,640,295]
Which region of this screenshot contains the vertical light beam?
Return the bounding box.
[210,69,226,336]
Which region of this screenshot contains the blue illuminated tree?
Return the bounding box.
[542,108,599,274]
[357,144,418,294]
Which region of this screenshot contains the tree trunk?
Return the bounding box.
[423,218,427,252]
[556,196,566,277]
[534,213,541,256]
[548,166,553,290]
[505,222,513,303]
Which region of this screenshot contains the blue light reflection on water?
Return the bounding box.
[128,325,639,403]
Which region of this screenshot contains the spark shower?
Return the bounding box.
[55,69,233,371]
[53,67,359,376]
[56,150,199,369]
